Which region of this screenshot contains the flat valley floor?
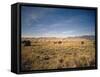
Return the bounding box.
[21,38,95,71]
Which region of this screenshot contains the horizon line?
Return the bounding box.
[22,34,95,38]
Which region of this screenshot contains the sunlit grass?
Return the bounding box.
[21,38,95,71]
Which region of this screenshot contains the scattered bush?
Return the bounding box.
[43,56,50,60]
[54,41,62,44]
[81,41,84,44]
[59,59,64,63]
[22,40,31,46]
[58,41,62,44]
[54,41,57,44]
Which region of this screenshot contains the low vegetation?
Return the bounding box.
[21,38,95,71]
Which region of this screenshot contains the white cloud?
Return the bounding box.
[62,30,75,34]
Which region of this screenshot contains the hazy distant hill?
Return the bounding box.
[22,35,95,41]
[67,35,95,40]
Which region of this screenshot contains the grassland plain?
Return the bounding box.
[21,37,95,71]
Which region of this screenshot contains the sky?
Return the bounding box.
[21,6,96,38]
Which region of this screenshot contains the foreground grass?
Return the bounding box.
[21,38,95,71]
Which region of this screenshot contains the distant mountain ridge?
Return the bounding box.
[22,35,95,40]
[67,35,95,40]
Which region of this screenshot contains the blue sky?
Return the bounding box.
[21,6,96,37]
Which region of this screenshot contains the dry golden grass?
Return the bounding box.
[21,38,95,71]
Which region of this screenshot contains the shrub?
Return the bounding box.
[22,40,31,46]
[54,41,57,44]
[43,56,50,60]
[58,41,62,44]
[81,41,84,44]
[59,59,64,63]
